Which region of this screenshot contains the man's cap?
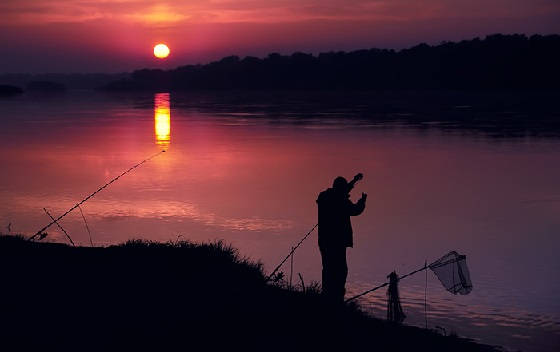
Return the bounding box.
[333,176,348,191]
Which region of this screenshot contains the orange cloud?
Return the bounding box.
[124,4,188,25]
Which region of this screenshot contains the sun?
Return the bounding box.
[153,43,170,59]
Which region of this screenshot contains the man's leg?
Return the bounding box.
[321,245,348,303]
[320,247,332,298]
[334,246,348,302]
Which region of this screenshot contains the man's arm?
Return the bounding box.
[347,173,363,192]
[348,193,367,216]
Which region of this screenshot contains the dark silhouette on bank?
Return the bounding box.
[387,271,406,323]
[317,174,366,302]
[26,80,66,92]
[101,34,560,91]
[0,234,498,351]
[0,73,129,90]
[0,84,23,97]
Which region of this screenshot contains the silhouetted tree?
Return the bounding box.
[102,34,560,91]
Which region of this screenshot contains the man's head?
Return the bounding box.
[333,176,348,193]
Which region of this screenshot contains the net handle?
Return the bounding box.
[345,251,464,303]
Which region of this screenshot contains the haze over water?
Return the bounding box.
[1,91,559,351]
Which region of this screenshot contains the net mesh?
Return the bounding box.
[428,251,472,295]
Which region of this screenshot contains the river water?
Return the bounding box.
[0,91,559,351]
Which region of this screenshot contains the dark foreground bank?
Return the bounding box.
[0,235,499,351]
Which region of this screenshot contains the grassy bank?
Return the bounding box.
[0,235,499,351]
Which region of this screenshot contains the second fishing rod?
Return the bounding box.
[31,150,166,240]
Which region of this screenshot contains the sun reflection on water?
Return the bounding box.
[154,93,170,148]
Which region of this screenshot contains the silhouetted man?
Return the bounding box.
[317,174,366,303]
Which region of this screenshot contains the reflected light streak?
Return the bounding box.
[154,93,171,148]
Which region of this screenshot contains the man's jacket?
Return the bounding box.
[316,188,365,249]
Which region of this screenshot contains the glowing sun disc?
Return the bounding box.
[154,44,170,59]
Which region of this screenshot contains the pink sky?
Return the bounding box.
[1,0,559,73]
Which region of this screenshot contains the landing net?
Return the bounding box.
[428,251,472,295]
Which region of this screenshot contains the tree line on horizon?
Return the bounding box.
[103,34,560,91]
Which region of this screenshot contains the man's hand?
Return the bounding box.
[347,173,364,193]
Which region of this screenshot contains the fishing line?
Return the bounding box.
[424,259,428,329]
[289,246,294,289]
[78,205,94,247]
[31,150,166,239]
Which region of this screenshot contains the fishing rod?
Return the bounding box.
[30,150,166,240]
[266,223,318,282]
[345,262,429,303]
[43,207,75,246]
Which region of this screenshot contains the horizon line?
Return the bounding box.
[1,32,557,76]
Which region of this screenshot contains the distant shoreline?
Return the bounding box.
[1,34,559,92]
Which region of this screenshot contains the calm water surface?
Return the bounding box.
[1,91,559,351]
